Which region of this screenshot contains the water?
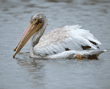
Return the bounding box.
[0,0,110,89]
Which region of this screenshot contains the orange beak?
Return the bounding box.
[13,18,42,58]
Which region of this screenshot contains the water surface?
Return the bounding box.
[0,0,110,89]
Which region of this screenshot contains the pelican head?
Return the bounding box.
[13,13,47,58]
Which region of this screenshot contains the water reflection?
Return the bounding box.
[16,52,43,72]
[15,52,46,88]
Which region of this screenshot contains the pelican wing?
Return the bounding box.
[34,25,101,56]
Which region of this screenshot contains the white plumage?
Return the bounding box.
[30,25,105,59]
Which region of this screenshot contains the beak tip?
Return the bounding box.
[13,53,17,58]
[13,55,15,58]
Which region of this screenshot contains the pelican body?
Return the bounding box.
[13,13,106,59]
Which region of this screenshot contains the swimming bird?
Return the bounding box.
[13,13,106,59]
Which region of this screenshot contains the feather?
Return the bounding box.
[33,25,102,57]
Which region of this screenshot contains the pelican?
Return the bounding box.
[13,13,106,59]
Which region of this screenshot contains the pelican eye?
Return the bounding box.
[35,19,43,26]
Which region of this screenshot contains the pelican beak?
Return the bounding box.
[13,18,42,58]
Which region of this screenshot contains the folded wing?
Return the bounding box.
[34,25,101,57]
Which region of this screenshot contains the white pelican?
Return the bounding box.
[13,13,106,59]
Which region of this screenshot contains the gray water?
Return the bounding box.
[0,0,110,89]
